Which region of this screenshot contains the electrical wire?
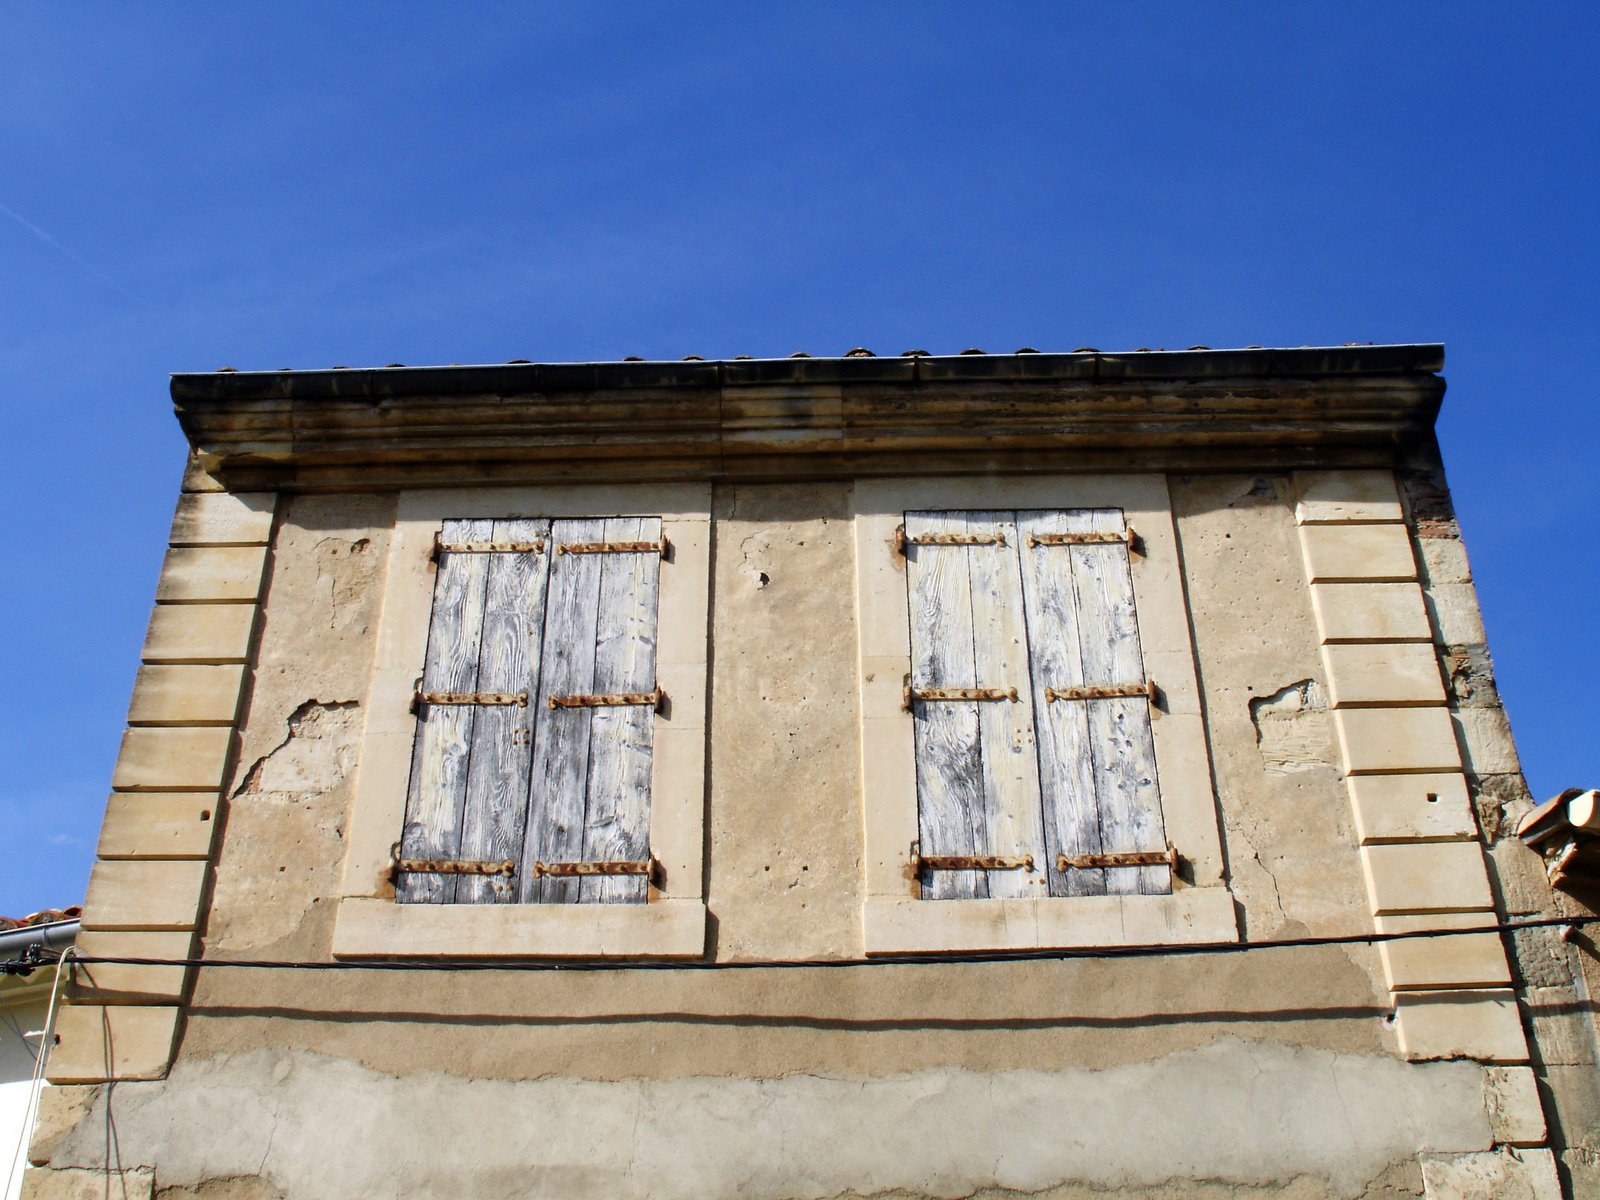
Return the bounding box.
[3,950,69,1200]
[19,913,1597,975]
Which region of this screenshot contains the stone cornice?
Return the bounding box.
[172,345,1445,490]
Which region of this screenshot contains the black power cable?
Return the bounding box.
[9,913,1593,976]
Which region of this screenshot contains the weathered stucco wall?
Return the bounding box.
[28,473,1569,1199]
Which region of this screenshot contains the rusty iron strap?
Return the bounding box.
[533,860,652,877]
[557,537,671,558]
[1045,681,1157,703]
[903,686,1018,711]
[414,690,529,710]
[434,537,545,559]
[894,526,1006,556]
[918,854,1035,872]
[548,688,664,712]
[394,857,516,877]
[1026,528,1138,549]
[1056,846,1178,872]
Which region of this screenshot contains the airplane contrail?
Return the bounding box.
[0,198,140,302]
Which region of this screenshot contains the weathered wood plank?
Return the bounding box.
[1018,509,1106,897]
[522,518,605,903]
[906,511,987,901]
[398,518,494,904]
[580,517,661,904]
[1068,509,1170,896]
[454,519,550,903]
[962,512,1044,899]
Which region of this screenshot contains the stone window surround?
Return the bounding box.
[852,474,1237,954]
[332,483,711,959]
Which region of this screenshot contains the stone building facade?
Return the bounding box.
[19,345,1599,1199]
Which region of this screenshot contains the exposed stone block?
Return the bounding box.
[1299,522,1417,582]
[96,792,218,859]
[1419,1147,1560,1198]
[46,1005,180,1083]
[1374,911,1510,990]
[1419,535,1473,586]
[1311,582,1432,642]
[1395,989,1529,1064]
[82,859,207,931]
[1453,707,1523,776]
[141,601,258,664]
[70,929,194,1002]
[154,545,267,603]
[1425,583,1489,646]
[1294,469,1403,523]
[1336,707,1462,774]
[111,726,233,791]
[168,491,275,546]
[1322,642,1446,707]
[1361,841,1495,914]
[25,1085,98,1166]
[126,663,245,726]
[1348,773,1477,843]
[1483,1066,1548,1147]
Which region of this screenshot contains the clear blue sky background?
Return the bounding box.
[1,4,1595,917]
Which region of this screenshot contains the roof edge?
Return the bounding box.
[172,343,1444,403]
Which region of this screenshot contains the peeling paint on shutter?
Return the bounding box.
[905,511,1046,900]
[399,518,551,903]
[908,507,1171,903]
[522,517,661,905]
[1020,509,1170,897]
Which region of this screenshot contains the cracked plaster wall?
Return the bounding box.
[33,479,1505,1198]
[41,1040,1493,1200]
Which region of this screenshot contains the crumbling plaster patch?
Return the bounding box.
[46,1040,1491,1200]
[198,495,393,960]
[1169,477,1365,944]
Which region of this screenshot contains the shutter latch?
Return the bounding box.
[902,686,1018,711]
[916,854,1036,872]
[1056,846,1179,872]
[413,690,530,712]
[894,526,1006,556]
[1045,681,1158,703]
[548,688,665,712]
[391,850,516,878]
[557,536,671,559]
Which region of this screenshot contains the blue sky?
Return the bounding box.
[1,4,1595,917]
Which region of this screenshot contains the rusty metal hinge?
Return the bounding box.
[917,854,1036,872]
[548,687,664,712]
[1044,681,1157,703]
[557,536,671,558]
[432,534,545,563]
[1056,846,1178,872]
[903,686,1018,711]
[392,853,516,877]
[893,525,1007,556]
[1025,527,1140,552]
[413,690,529,712]
[531,859,654,878]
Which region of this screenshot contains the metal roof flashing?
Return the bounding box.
[171,343,1444,402]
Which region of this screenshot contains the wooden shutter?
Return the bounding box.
[904,511,1046,900]
[398,518,550,904]
[1017,508,1169,897]
[905,507,1170,902]
[522,517,661,905]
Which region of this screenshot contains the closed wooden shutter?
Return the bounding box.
[905,508,1170,901]
[398,515,661,906]
[523,517,661,905]
[399,518,550,904]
